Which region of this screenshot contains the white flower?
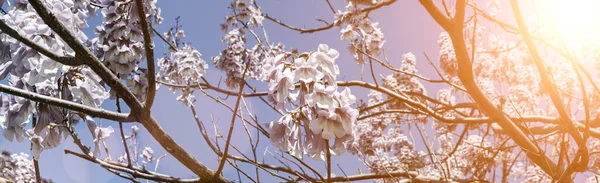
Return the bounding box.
[177,88,196,107]
[141,147,155,163]
[1,152,36,182]
[267,65,295,110]
[305,132,328,160]
[310,44,340,77]
[85,116,114,157]
[126,72,149,102]
[69,78,109,108]
[306,83,336,110]
[293,57,323,84]
[265,114,293,152]
[340,25,359,41]
[26,130,43,160]
[2,96,33,142]
[309,88,357,140]
[41,128,61,149]
[176,30,185,38]
[131,125,140,133]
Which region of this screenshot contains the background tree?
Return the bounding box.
[0,0,598,182]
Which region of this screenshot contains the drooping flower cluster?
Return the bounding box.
[213,28,285,89]
[91,0,162,102]
[0,0,88,87]
[0,0,115,161]
[336,2,385,66]
[213,1,282,89]
[264,44,359,160]
[157,44,207,106]
[156,23,208,106]
[445,135,498,179]
[220,0,264,31]
[158,44,207,86]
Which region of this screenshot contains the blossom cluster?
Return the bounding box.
[0,151,37,183]
[158,44,207,106]
[336,2,385,66]
[91,0,163,102]
[264,44,359,160]
[212,28,285,89]
[220,0,264,31]
[155,21,209,106]
[0,0,119,161]
[347,90,427,176]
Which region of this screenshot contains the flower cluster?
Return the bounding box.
[156,22,208,106]
[91,0,162,102]
[381,53,427,122]
[348,90,427,175]
[0,151,36,183]
[158,44,207,106]
[264,44,359,160]
[438,32,458,77]
[1,0,88,88]
[336,2,385,66]
[158,44,208,86]
[220,0,264,31]
[0,0,115,161]
[212,29,284,89]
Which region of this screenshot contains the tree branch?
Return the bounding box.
[134,0,157,111]
[26,1,230,181]
[509,1,586,176]
[0,83,131,122]
[65,150,201,183]
[419,0,564,179]
[27,0,144,113]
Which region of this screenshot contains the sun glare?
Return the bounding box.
[536,0,600,47]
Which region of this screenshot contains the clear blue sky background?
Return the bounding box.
[0,0,451,182]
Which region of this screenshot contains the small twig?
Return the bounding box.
[31,108,41,183]
[116,97,133,167]
[324,0,336,14]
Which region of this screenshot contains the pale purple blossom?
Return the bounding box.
[141,147,155,163]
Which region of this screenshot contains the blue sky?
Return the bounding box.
[0,0,449,182]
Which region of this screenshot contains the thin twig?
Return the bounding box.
[116,97,133,167]
[214,66,250,176]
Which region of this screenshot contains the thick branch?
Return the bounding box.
[419,0,563,179]
[328,170,489,182]
[509,0,585,149]
[26,0,230,181]
[0,84,131,122]
[134,0,157,111]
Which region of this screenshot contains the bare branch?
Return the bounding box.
[134,0,157,111]
[0,83,131,122]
